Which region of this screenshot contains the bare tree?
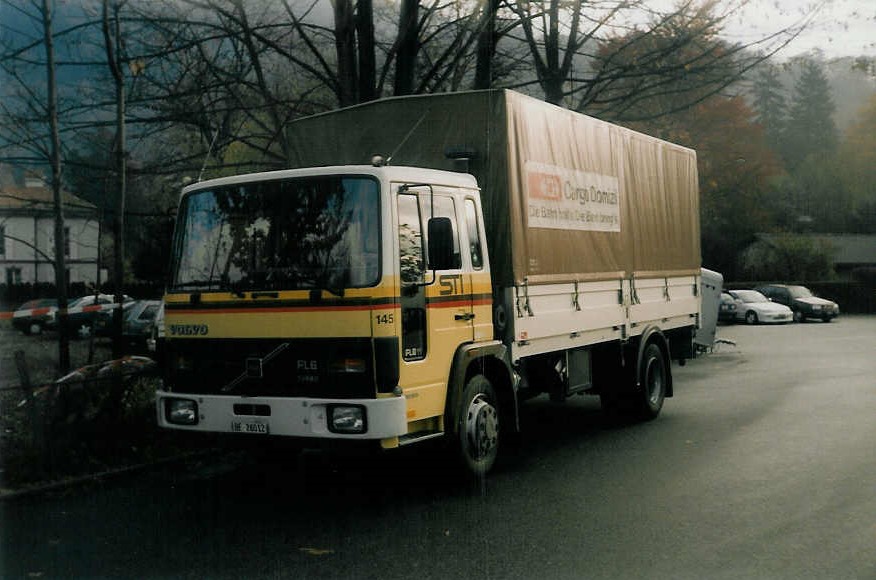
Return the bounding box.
[42,0,72,373]
[102,0,129,359]
[505,0,813,115]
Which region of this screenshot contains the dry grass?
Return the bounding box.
[0,320,113,389]
[0,320,203,489]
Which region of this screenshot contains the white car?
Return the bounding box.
[728,289,793,325]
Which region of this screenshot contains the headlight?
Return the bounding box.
[165,398,198,425]
[812,304,822,311]
[328,405,366,434]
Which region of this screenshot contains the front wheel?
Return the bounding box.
[74,322,93,339]
[456,374,500,478]
[793,310,803,323]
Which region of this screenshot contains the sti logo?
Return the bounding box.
[528,171,562,201]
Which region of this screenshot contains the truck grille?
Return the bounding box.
[164,338,375,399]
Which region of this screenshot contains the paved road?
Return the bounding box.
[2,316,875,579]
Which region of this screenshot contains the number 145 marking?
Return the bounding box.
[375,313,394,325]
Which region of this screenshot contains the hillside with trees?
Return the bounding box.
[1,0,874,295]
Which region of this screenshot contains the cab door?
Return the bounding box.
[395,188,473,425]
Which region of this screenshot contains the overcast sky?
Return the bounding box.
[721,0,876,60]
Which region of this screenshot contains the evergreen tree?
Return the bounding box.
[782,59,838,169]
[752,63,786,157]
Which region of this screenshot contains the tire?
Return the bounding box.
[636,343,667,420]
[745,311,758,325]
[793,310,803,323]
[455,374,500,478]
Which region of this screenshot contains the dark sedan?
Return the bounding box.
[718,292,737,323]
[94,299,161,346]
[755,284,840,323]
[48,294,133,339]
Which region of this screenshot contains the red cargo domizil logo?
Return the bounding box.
[528,171,562,201]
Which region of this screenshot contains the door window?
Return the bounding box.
[398,194,426,361]
[425,196,460,270]
[464,198,483,269]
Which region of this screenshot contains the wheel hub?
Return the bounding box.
[646,359,664,405]
[466,395,498,460]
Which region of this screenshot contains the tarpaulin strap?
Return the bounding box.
[515,282,533,317]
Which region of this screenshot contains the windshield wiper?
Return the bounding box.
[174,280,219,290]
[321,285,345,298]
[174,278,245,297]
[222,276,247,298]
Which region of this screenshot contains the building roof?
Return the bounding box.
[757,233,876,266]
[0,184,97,214]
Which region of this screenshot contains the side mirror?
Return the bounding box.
[427,217,459,270]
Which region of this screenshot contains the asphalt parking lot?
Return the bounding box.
[2,315,875,579]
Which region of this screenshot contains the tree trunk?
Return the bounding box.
[473,0,501,90]
[103,0,126,360]
[393,0,419,96]
[356,0,376,102]
[42,0,70,373]
[332,0,358,106]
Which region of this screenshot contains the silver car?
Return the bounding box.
[728,290,793,325]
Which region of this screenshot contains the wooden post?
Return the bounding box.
[14,350,44,455]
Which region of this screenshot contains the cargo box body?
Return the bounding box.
[287,90,701,361]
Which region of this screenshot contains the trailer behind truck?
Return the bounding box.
[156,90,701,476]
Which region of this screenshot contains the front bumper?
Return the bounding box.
[800,307,839,320]
[156,391,408,440]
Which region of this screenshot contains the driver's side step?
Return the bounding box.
[398,430,444,446]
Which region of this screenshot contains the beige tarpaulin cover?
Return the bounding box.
[286,90,700,287]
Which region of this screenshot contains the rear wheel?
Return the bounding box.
[636,343,667,420]
[600,342,667,421]
[456,374,500,478]
[745,311,758,325]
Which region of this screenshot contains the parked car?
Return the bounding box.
[94,299,162,346]
[93,300,138,337]
[728,289,793,325]
[755,284,840,323]
[146,302,165,361]
[48,294,133,339]
[11,298,58,335]
[718,291,738,323]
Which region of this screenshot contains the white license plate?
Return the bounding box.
[231,420,269,434]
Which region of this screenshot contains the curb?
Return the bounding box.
[0,449,217,501]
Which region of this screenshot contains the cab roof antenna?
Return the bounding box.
[198,128,220,182]
[385,109,430,166]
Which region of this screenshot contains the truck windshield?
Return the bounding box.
[170,175,380,293]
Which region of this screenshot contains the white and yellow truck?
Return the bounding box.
[156,90,701,476]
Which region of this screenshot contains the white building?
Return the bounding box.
[0,172,102,287]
